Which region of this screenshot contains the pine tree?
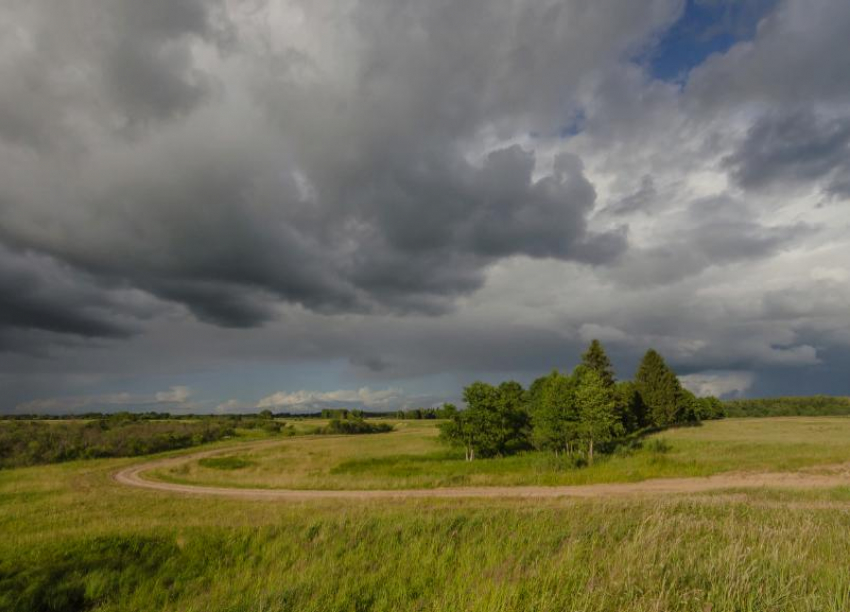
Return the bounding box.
[633,349,684,427]
[581,339,616,388]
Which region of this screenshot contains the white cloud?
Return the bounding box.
[154,386,191,403]
[681,371,754,398]
[257,387,406,411]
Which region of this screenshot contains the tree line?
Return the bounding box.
[0,419,240,469]
[440,341,724,463]
[392,405,458,420]
[723,395,850,418]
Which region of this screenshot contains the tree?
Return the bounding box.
[439,404,485,461]
[439,403,458,419]
[633,349,685,427]
[695,396,725,420]
[614,380,646,432]
[581,339,616,388]
[258,409,274,420]
[440,381,529,459]
[488,381,530,455]
[678,389,702,423]
[575,369,622,464]
[529,370,580,454]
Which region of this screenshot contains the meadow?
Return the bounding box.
[152,416,850,490]
[4,417,850,611]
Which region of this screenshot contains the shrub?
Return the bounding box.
[319,418,393,435]
[0,420,237,469]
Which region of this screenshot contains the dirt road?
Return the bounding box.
[112,441,850,500]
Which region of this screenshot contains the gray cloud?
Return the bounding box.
[687,0,850,108]
[0,0,230,149]
[607,175,658,216]
[0,243,163,351]
[723,110,850,192]
[0,0,663,329]
[607,195,812,287]
[1,0,850,410]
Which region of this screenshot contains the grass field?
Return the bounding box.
[150,416,850,490]
[5,417,850,611]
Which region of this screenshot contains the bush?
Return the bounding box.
[319,418,394,435]
[0,420,237,469]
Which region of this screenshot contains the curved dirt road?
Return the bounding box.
[113,441,850,500]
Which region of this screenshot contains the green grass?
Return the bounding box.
[152,417,850,490]
[4,456,850,611]
[5,416,850,610]
[198,456,254,470]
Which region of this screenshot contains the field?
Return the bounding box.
[5,417,850,611]
[151,417,850,490]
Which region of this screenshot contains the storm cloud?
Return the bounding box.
[1,0,849,412]
[724,110,850,193]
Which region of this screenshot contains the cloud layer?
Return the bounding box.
[1,0,849,411]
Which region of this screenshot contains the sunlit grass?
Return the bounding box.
[5,417,850,609]
[4,450,850,611]
[151,416,850,490]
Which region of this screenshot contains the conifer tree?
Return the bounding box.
[581,339,616,388]
[633,349,685,427]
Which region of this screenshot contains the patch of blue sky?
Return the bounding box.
[649,0,779,82]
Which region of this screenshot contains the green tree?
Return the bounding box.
[575,369,622,465]
[439,410,478,460]
[695,396,725,420]
[439,403,458,419]
[581,339,616,387]
[440,381,529,459]
[529,370,580,454]
[614,380,646,432]
[634,349,685,427]
[491,381,530,455]
[679,389,702,423]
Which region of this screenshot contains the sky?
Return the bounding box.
[1,0,849,414]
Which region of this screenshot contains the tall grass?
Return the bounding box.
[4,457,850,611]
[5,417,850,610]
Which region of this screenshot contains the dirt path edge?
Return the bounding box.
[113,441,850,500]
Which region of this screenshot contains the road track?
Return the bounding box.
[113,440,850,500]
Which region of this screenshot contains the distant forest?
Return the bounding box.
[723,396,850,418]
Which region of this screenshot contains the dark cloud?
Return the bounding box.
[0,243,152,351]
[0,0,849,409]
[349,355,392,374]
[723,110,850,191]
[0,0,654,329]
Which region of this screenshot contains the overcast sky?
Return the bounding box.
[2,0,849,414]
